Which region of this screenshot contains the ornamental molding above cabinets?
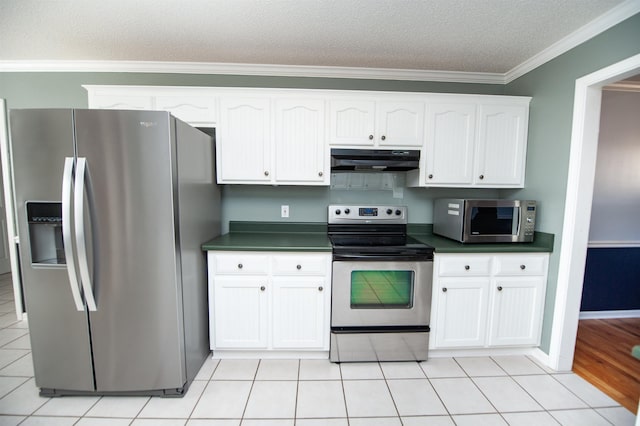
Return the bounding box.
[84,85,531,188]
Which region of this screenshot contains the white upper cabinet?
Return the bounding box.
[329,100,376,146]
[216,96,329,185]
[407,96,530,188]
[475,104,529,186]
[84,85,217,126]
[329,98,424,148]
[273,99,328,184]
[423,102,476,186]
[87,93,153,110]
[155,95,217,127]
[217,97,272,183]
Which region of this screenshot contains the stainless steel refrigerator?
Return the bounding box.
[8,109,220,396]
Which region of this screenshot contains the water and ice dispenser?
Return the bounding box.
[26,202,66,265]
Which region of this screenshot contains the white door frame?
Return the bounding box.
[549,53,640,371]
[0,99,24,319]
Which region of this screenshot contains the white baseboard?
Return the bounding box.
[579,310,640,319]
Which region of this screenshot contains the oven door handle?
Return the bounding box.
[332,254,432,262]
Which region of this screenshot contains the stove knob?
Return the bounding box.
[395,209,402,216]
[386,209,393,215]
[344,208,350,215]
[335,209,341,215]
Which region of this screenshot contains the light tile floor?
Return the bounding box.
[0,274,636,425]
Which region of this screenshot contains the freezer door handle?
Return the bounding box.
[62,157,84,311]
[74,157,97,311]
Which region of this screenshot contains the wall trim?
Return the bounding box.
[0,60,505,85]
[588,241,640,248]
[0,0,638,85]
[549,53,640,372]
[580,310,640,319]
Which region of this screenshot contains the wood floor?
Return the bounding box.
[573,318,640,412]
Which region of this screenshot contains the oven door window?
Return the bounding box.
[469,206,518,235]
[350,270,414,308]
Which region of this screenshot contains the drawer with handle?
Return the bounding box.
[493,254,547,276]
[271,254,328,275]
[437,255,492,276]
[213,253,270,275]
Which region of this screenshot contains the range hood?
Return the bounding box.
[330,148,420,172]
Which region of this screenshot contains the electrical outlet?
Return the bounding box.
[281,205,289,218]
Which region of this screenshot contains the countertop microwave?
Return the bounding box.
[433,199,537,243]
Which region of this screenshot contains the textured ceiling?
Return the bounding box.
[0,0,630,74]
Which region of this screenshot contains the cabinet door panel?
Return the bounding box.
[329,100,375,146]
[274,99,327,183]
[155,95,216,125]
[425,103,476,185]
[218,98,271,182]
[272,277,327,349]
[476,105,528,186]
[377,101,424,147]
[90,94,153,110]
[434,278,489,348]
[213,277,268,349]
[488,277,545,346]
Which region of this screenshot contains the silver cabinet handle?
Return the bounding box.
[318,171,323,177]
[368,134,374,140]
[497,286,503,291]
[296,264,302,270]
[318,286,323,291]
[260,286,266,291]
[74,158,97,312]
[381,135,386,141]
[264,171,269,176]
[62,157,84,311]
[464,265,470,270]
[238,263,243,269]
[520,264,526,270]
[442,287,447,292]
[428,174,433,179]
[479,174,484,180]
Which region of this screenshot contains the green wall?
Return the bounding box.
[504,12,640,352]
[2,11,639,355]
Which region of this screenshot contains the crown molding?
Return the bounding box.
[505,0,640,84]
[0,60,505,85]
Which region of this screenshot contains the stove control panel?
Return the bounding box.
[328,205,407,224]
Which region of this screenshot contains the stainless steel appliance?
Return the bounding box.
[330,148,420,171]
[9,109,220,396]
[328,205,434,362]
[433,198,537,244]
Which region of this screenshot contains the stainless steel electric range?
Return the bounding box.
[327,205,435,362]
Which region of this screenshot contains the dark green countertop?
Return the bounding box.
[202,222,554,254]
[408,224,554,253]
[202,222,332,252]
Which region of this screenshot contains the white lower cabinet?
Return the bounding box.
[213,276,268,348]
[208,251,331,355]
[432,253,548,349]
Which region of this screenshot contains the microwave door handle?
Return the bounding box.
[515,205,522,236]
[62,157,84,311]
[74,157,98,311]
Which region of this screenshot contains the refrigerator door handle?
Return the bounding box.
[74,157,98,311]
[62,157,85,311]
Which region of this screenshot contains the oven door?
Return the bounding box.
[331,259,432,328]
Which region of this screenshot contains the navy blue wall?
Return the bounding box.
[581,248,640,311]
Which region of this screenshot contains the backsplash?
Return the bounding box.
[220,177,500,233]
